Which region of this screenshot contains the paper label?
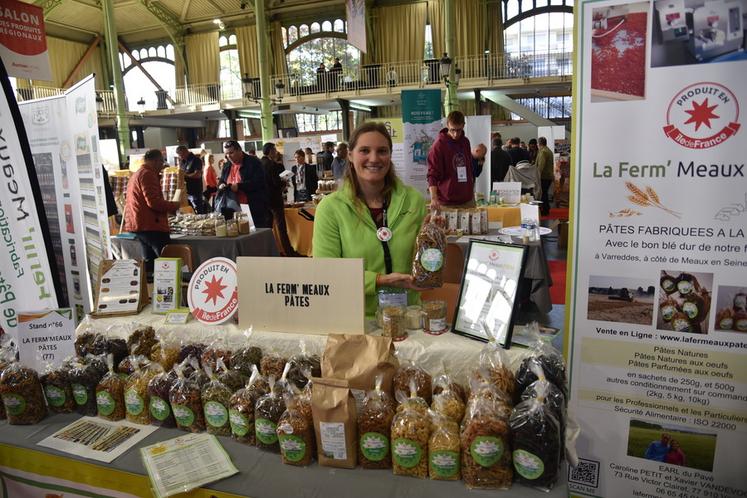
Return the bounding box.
[457,166,468,182]
[319,421,347,460]
[351,388,366,412]
[392,438,422,468]
[125,389,144,416]
[470,436,503,467]
[229,409,250,437]
[279,434,307,462]
[420,248,443,272]
[3,393,26,416]
[204,401,228,428]
[360,432,389,461]
[96,391,115,416]
[430,450,460,478]
[172,404,195,427]
[513,449,544,480]
[44,385,66,407]
[255,418,278,444]
[149,396,170,421]
[427,318,447,333]
[72,384,87,405]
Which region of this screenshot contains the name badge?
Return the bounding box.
[457,166,468,183]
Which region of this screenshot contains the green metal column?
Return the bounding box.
[101,0,130,165]
[444,0,459,115]
[254,0,273,142]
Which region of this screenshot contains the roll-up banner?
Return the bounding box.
[567,1,746,498]
[345,0,366,53]
[402,89,441,196]
[0,57,59,338]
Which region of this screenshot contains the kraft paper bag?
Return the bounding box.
[311,377,357,468]
[321,334,399,400]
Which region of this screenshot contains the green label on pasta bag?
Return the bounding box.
[392,438,422,468]
[513,449,544,480]
[149,396,171,421]
[420,248,443,272]
[72,384,88,405]
[229,409,250,436]
[360,432,389,461]
[255,418,278,444]
[125,389,144,415]
[172,404,195,427]
[430,450,460,478]
[3,393,26,416]
[44,385,66,407]
[204,401,228,427]
[470,436,503,467]
[96,391,116,416]
[279,434,307,462]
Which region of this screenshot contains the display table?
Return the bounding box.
[0,413,568,498]
[284,206,315,257]
[111,229,279,263]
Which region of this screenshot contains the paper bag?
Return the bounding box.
[311,377,357,468]
[321,335,399,405]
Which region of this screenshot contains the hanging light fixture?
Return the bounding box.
[136,97,146,113]
[274,81,285,102]
[439,53,452,81]
[242,73,254,100]
[95,92,104,112]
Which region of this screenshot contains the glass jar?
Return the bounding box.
[405,305,423,330]
[423,300,447,335]
[214,218,227,237]
[382,306,407,341]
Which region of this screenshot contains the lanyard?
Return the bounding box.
[371,201,393,274]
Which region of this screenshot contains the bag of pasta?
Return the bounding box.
[148,369,178,427]
[125,359,162,425]
[69,356,102,416]
[216,356,246,393]
[358,373,396,469]
[150,327,179,371]
[411,215,447,289]
[0,361,47,424]
[255,375,287,452]
[201,360,233,436]
[277,393,315,466]
[0,337,18,420]
[201,334,233,371]
[177,340,206,366]
[392,359,432,405]
[460,390,513,489]
[40,358,74,414]
[229,365,269,444]
[515,322,568,399]
[470,336,516,402]
[287,340,321,390]
[311,376,358,468]
[231,328,262,378]
[431,373,465,424]
[428,410,461,481]
[188,356,210,388]
[127,324,158,358]
[169,362,206,432]
[391,379,430,478]
[260,348,288,381]
[118,354,150,376]
[510,380,561,491]
[96,354,126,421]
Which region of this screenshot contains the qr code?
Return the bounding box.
[568,458,600,488]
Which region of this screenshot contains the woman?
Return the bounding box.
[664,439,686,466]
[292,149,318,201]
[313,122,428,316]
[202,153,218,209]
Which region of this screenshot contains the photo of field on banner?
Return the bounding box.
[452,241,527,347]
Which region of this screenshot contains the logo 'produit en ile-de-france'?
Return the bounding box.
[187,257,238,325]
[663,82,740,149]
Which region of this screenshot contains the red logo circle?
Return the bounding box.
[663,82,740,149]
[187,257,238,325]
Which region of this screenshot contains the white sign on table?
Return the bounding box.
[493,181,521,205]
[17,309,75,369]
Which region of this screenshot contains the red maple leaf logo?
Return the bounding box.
[683,98,719,131]
[202,275,227,306]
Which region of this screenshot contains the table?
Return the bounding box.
[285,206,315,257]
[451,233,554,313]
[0,413,568,498]
[111,229,279,263]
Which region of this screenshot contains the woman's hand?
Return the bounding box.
[376,273,430,291]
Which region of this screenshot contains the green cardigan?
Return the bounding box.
[312,180,427,316]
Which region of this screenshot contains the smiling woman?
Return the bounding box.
[312,122,430,317]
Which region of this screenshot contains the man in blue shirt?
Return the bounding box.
[644,433,670,462]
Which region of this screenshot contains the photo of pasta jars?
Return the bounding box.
[656,270,713,335]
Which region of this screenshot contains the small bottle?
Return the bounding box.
[489,190,497,205]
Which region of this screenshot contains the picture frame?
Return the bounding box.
[451,240,527,348]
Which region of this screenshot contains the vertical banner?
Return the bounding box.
[0,58,59,338]
[0,0,51,80]
[402,89,442,196]
[345,0,366,53]
[568,2,746,498]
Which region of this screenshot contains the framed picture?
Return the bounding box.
[452,240,527,347]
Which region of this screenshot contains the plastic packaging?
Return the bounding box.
[69,357,103,416]
[229,365,269,444]
[514,327,568,399]
[287,340,321,390]
[510,381,561,491]
[391,379,430,478]
[118,354,150,376]
[96,354,126,421]
[201,360,233,436]
[411,217,447,289]
[177,342,206,366]
[460,394,513,489]
[432,374,466,424]
[255,377,287,452]
[201,335,233,371]
[150,328,180,371]
[125,360,162,425]
[148,369,178,427]
[169,363,206,432]
[393,361,432,405]
[216,356,246,393]
[231,329,262,378]
[358,373,396,469]
[428,410,461,481]
[277,393,315,466]
[260,350,288,380]
[127,325,157,358]
[187,356,210,388]
[40,361,75,414]
[470,339,516,402]
[0,362,47,424]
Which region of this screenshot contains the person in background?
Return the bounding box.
[664,439,686,466]
[644,433,670,462]
[292,148,318,201]
[203,153,218,210]
[220,140,271,228]
[176,145,205,213]
[536,136,554,215]
[490,136,512,184]
[520,141,528,150]
[331,142,349,180]
[247,147,257,156]
[304,147,314,165]
[508,137,529,165]
[319,141,335,173]
[316,62,327,92]
[313,122,428,317]
[528,138,539,164]
[261,142,298,256]
[426,110,486,210]
[330,57,343,90]
[123,149,181,271]
[386,66,398,87]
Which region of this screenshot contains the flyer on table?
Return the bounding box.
[568,1,746,498]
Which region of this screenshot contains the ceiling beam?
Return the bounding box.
[62,35,101,87]
[137,0,188,71]
[180,0,192,22]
